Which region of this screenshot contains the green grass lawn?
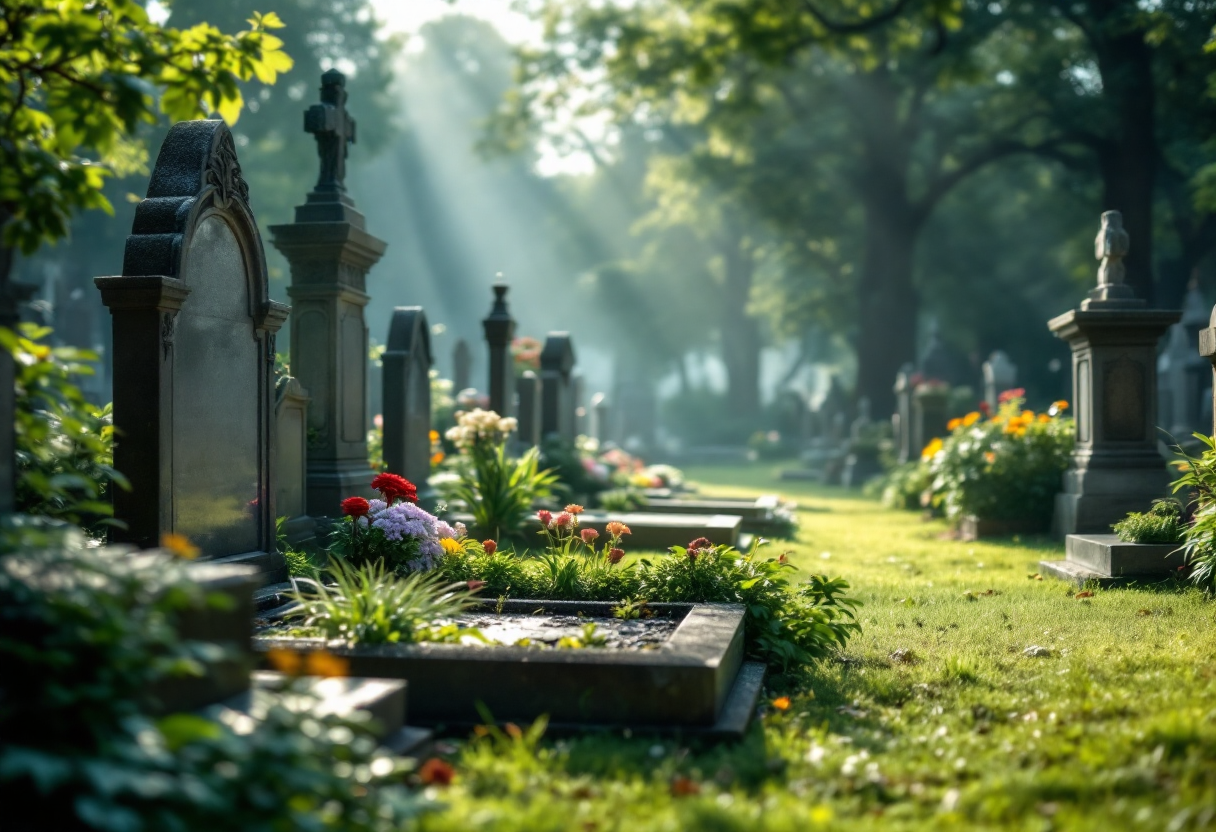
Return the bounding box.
[417,465,1216,831]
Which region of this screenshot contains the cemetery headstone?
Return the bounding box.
[516,370,542,449]
[95,119,288,583]
[270,70,385,516]
[912,384,949,458]
[540,333,577,442]
[982,350,1017,411]
[1047,210,1179,537]
[482,283,516,419]
[843,396,883,487]
[590,392,610,443]
[572,374,586,437]
[1160,282,1209,440]
[893,363,915,463]
[275,376,315,547]
[453,338,471,394]
[382,307,433,490]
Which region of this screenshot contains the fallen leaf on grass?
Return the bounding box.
[1075,590,1094,599]
[1028,573,1043,581]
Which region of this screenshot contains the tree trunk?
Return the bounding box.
[719,235,761,428]
[854,203,919,417]
[1092,24,1157,302]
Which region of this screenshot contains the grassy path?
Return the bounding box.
[419,466,1216,831]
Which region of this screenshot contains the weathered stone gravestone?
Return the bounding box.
[96,119,289,583]
[516,370,542,448]
[572,374,586,437]
[912,383,949,457]
[382,307,432,489]
[893,363,915,463]
[540,333,576,442]
[483,284,516,419]
[590,392,610,443]
[275,376,315,546]
[270,70,384,517]
[843,397,883,487]
[983,350,1017,411]
[453,338,471,394]
[1158,282,1209,442]
[1047,211,1179,538]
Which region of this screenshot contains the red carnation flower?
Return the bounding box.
[608,547,625,565]
[554,512,573,528]
[371,472,417,504]
[581,528,600,543]
[482,540,497,555]
[687,537,714,562]
[341,496,370,518]
[537,510,552,526]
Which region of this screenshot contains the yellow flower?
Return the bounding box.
[429,429,440,442]
[440,537,463,554]
[1037,413,1051,423]
[962,412,981,427]
[161,533,199,560]
[771,696,791,711]
[947,417,963,431]
[1021,410,1034,422]
[921,437,944,460]
[1053,400,1069,411]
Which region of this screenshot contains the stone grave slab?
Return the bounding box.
[96,119,288,585]
[1039,533,1186,587]
[254,600,763,738]
[634,495,791,537]
[578,511,742,550]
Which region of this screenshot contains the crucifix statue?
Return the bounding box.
[305,69,357,196]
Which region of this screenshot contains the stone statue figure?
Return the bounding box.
[305,69,356,195]
[1094,210,1129,290]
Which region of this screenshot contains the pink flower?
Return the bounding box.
[608,548,625,565]
[537,510,552,526]
[581,528,599,543]
[554,512,573,528]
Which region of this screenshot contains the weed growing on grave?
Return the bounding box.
[1171,433,1216,585]
[289,557,481,646]
[1113,498,1187,545]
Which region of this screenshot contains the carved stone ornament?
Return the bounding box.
[205,130,251,211]
[1094,210,1129,289]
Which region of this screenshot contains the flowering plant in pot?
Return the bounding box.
[329,473,465,574]
[438,409,557,541]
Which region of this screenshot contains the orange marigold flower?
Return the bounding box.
[984,451,996,464]
[161,533,200,560]
[962,412,981,427]
[305,651,350,679]
[266,648,303,676]
[565,504,585,515]
[1037,413,1051,423]
[605,521,631,537]
[947,417,963,431]
[772,696,791,711]
[418,757,455,786]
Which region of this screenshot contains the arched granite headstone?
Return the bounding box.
[383,306,433,488]
[96,120,289,583]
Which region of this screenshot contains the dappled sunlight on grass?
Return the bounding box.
[420,466,1216,831]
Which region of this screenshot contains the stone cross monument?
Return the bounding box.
[270,71,385,516]
[482,283,516,419]
[95,120,289,584]
[1046,210,1179,537]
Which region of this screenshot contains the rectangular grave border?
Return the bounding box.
[252,599,764,739]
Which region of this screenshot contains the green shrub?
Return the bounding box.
[878,461,934,510]
[1112,499,1186,544]
[2,324,128,536]
[925,396,1074,523]
[1171,435,1216,585]
[0,518,428,831]
[598,487,649,511]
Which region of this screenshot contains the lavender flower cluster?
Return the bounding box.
[358,500,462,572]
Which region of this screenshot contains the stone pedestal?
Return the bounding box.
[517,370,541,448]
[270,71,385,517]
[1039,534,1185,587]
[482,284,515,419]
[275,377,316,547]
[1048,307,1178,536]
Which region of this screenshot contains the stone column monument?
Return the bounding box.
[270,70,385,516]
[275,376,315,547]
[1049,211,1179,536]
[382,307,433,490]
[482,283,516,418]
[982,351,1017,411]
[96,120,289,583]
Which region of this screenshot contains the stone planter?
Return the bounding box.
[959,515,1049,541]
[254,600,764,738]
